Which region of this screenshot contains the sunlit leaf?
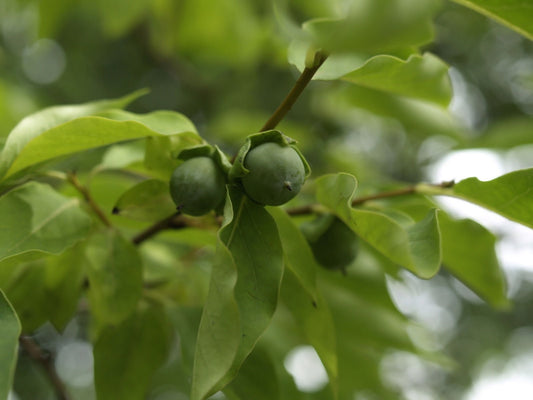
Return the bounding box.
[419,168,533,229]
[192,189,283,399]
[289,48,451,105]
[93,304,171,400]
[85,229,143,326]
[0,290,21,400]
[316,173,442,278]
[0,182,91,262]
[2,109,200,180]
[113,179,176,221]
[0,90,146,179]
[451,0,533,40]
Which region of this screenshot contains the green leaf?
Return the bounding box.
[225,346,281,400]
[44,243,86,331]
[93,304,171,400]
[320,266,414,399]
[340,85,464,139]
[303,0,440,54]
[267,207,318,302]
[341,53,451,106]
[192,189,283,399]
[439,212,509,309]
[289,49,451,106]
[419,168,533,229]
[281,269,338,398]
[85,229,143,326]
[0,182,91,262]
[316,173,441,278]
[451,0,533,40]
[0,90,146,179]
[0,290,21,400]
[113,179,176,221]
[2,109,200,180]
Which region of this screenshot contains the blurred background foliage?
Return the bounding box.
[1,0,533,399]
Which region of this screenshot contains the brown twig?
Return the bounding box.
[67,172,112,227]
[132,212,187,245]
[286,181,455,216]
[260,52,328,132]
[19,336,71,400]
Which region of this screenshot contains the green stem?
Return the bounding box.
[67,172,112,227]
[260,52,328,131]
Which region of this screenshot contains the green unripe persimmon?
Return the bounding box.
[302,215,359,271]
[241,142,306,206]
[169,156,226,216]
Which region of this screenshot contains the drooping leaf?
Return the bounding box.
[93,304,171,400]
[112,179,176,221]
[2,109,200,180]
[320,266,415,399]
[316,173,442,278]
[391,196,510,309]
[419,168,533,229]
[0,182,91,262]
[267,207,318,302]
[225,346,281,400]
[281,269,338,398]
[289,49,451,106]
[85,229,143,327]
[0,90,146,179]
[0,290,21,400]
[451,0,533,40]
[439,212,509,309]
[191,188,284,400]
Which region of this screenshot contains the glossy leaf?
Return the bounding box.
[93,304,171,400]
[451,0,533,40]
[268,207,318,301]
[316,173,442,278]
[192,189,283,399]
[0,182,91,262]
[420,168,533,229]
[0,90,146,179]
[439,213,509,309]
[289,49,451,106]
[0,290,21,400]
[2,109,199,179]
[113,179,176,221]
[85,229,143,326]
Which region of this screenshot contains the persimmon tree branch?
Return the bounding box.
[260,52,328,132]
[67,172,112,227]
[286,181,455,216]
[19,335,71,400]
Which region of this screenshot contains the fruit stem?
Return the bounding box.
[132,212,185,245]
[260,51,328,131]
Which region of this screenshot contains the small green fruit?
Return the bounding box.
[169,156,226,216]
[302,214,358,271]
[241,142,306,206]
